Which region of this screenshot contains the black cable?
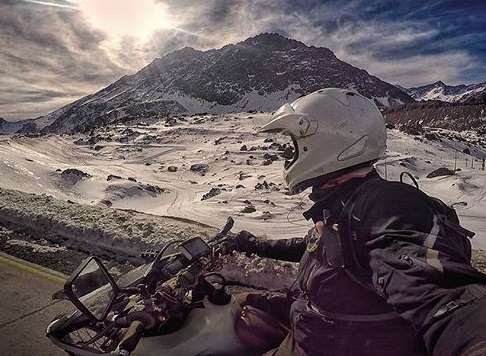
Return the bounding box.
[400,171,419,189]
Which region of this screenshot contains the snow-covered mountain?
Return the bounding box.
[0,112,62,135]
[406,81,486,103]
[0,117,35,135]
[36,33,413,133]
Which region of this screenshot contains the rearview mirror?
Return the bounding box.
[64,257,119,321]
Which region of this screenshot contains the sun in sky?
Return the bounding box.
[78,0,175,41]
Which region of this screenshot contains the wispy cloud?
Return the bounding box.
[21,0,77,9]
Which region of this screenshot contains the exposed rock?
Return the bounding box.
[241,206,256,214]
[94,145,105,151]
[128,177,137,182]
[263,153,279,161]
[190,163,209,174]
[100,199,113,207]
[87,136,102,145]
[107,174,123,181]
[424,132,440,141]
[214,136,226,145]
[238,172,252,180]
[73,138,87,145]
[240,145,248,151]
[167,166,178,172]
[201,187,222,201]
[426,167,455,178]
[261,211,272,220]
[235,184,245,189]
[61,168,91,184]
[255,181,272,190]
[269,142,284,151]
[263,199,276,206]
[264,138,274,143]
[463,148,471,155]
[165,117,178,126]
[144,184,164,195]
[105,183,164,200]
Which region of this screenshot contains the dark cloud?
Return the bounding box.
[1,0,485,120]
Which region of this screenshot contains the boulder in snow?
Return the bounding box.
[426,167,455,178]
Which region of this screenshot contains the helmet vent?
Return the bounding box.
[337,135,368,161]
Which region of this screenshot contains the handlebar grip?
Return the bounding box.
[119,320,144,355]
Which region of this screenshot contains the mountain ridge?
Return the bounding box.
[4,33,415,134]
[406,81,486,103]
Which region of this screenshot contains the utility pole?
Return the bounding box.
[454,150,457,171]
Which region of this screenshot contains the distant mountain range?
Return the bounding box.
[404,81,486,104]
[1,33,415,134]
[384,80,486,133]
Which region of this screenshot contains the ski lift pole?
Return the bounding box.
[454,150,457,171]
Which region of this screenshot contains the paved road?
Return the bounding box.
[0,253,71,356]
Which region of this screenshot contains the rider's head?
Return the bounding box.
[260,88,387,194]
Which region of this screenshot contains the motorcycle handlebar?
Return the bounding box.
[118,320,144,356]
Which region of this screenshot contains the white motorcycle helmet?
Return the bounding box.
[260,88,387,194]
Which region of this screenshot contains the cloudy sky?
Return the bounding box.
[1,0,485,120]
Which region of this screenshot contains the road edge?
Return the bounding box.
[0,251,67,285]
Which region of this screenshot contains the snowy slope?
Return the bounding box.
[34,33,413,134]
[1,113,485,249]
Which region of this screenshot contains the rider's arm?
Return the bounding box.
[359,182,486,356]
[234,230,310,262]
[253,236,308,262]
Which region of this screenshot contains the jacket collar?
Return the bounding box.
[303,169,379,223]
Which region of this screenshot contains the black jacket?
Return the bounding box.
[249,171,486,356]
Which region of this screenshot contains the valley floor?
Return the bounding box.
[0,112,485,259]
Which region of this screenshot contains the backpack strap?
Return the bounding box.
[336,177,383,276]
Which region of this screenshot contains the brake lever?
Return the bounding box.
[208,217,234,244]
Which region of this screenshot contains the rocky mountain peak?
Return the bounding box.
[239,32,306,51]
[432,80,446,87]
[21,33,415,134]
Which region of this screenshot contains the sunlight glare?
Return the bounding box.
[77,0,173,42]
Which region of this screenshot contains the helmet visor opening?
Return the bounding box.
[283,134,298,170]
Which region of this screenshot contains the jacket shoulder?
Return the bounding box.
[351,178,435,229]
